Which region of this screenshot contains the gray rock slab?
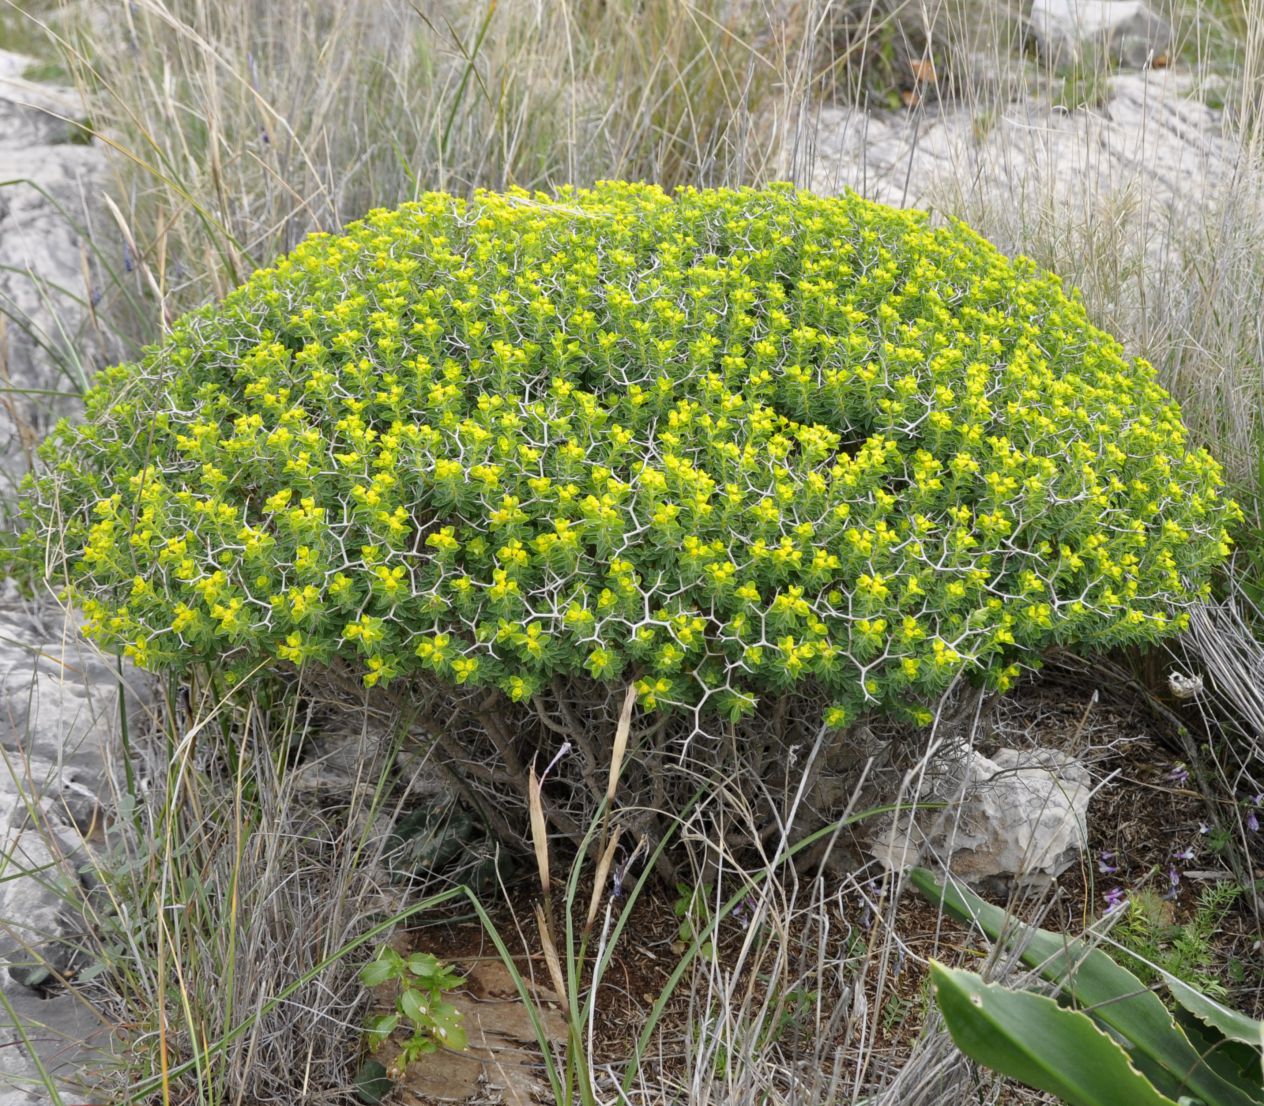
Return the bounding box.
[869,746,1093,886]
[808,68,1230,267]
[0,986,111,1106]
[1030,0,1173,69]
[0,601,153,1103]
[0,43,151,1105]
[0,49,109,515]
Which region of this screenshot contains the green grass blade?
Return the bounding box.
[459,888,567,1105]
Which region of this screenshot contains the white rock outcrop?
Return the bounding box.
[0,601,154,1106]
[1029,0,1173,69]
[0,50,111,522]
[810,70,1228,252]
[0,44,125,1105]
[870,747,1092,886]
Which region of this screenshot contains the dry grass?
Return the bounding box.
[67,675,471,1105]
[33,0,821,335]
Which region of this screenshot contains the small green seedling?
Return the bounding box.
[359,947,468,1079]
[673,881,716,958]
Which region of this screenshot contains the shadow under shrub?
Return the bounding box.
[17,183,1239,854]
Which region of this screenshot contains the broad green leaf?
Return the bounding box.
[358,959,395,988]
[930,961,1181,1106]
[1163,971,1264,1056]
[911,869,1262,1106]
[364,1013,399,1050]
[399,987,431,1024]
[431,999,466,1050]
[407,952,439,979]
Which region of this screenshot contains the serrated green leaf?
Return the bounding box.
[1175,1007,1264,1100]
[930,961,1181,1106]
[1163,971,1264,1056]
[911,869,1262,1106]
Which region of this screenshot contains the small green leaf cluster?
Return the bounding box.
[672,880,716,958]
[19,182,1239,727]
[1113,883,1241,999]
[359,947,466,1078]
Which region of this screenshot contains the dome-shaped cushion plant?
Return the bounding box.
[17,183,1238,839]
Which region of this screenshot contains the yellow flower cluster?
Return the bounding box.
[19,182,1239,727]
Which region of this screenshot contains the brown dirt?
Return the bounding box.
[364,668,1263,1105]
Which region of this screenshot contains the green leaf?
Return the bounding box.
[359,959,395,988]
[399,987,431,1025]
[407,952,439,979]
[364,1013,399,1050]
[353,1059,392,1105]
[1174,1008,1264,1099]
[929,961,1181,1106]
[1163,970,1264,1055]
[360,947,404,988]
[434,967,465,991]
[402,1035,437,1063]
[911,869,1263,1106]
[431,999,468,1051]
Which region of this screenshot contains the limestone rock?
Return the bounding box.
[0,602,154,1102]
[1029,0,1173,69]
[0,986,107,1106]
[870,746,1092,886]
[809,69,1228,279]
[0,49,111,520]
[0,829,81,992]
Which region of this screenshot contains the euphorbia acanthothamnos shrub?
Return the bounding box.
[20,183,1237,841]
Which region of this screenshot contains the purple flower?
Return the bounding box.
[731,895,758,929]
[1173,846,1195,862]
[1104,887,1127,912]
[1168,763,1189,786]
[1164,865,1181,900]
[1248,811,1259,833]
[1199,822,1211,835]
[1098,851,1118,874]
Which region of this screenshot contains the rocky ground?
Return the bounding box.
[0,49,112,514]
[0,47,155,1106]
[810,67,1232,251]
